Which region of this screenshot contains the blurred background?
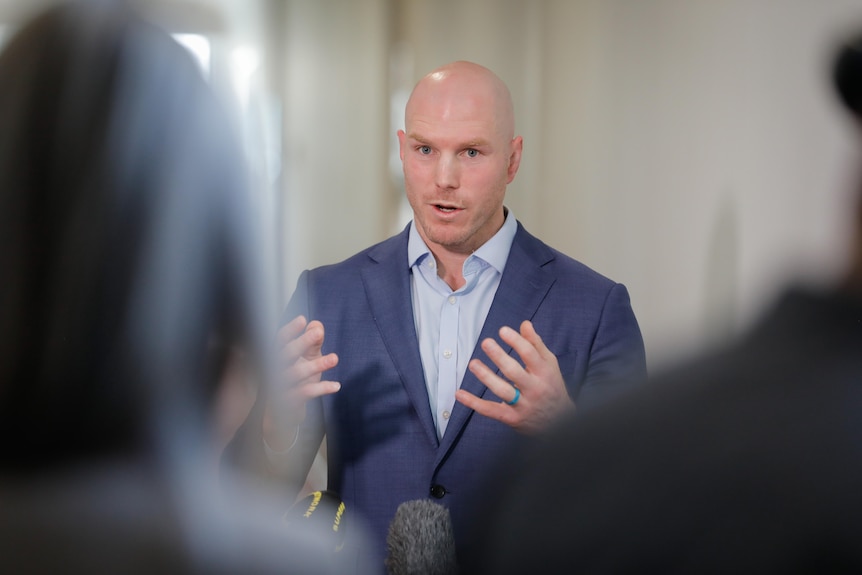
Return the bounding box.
[3,0,862,373]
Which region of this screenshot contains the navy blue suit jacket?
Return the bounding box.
[275,221,646,568]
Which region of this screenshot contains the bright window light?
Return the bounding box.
[173,33,211,77]
[230,45,260,111]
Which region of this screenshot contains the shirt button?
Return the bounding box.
[442,410,451,420]
[448,295,457,305]
[442,349,452,359]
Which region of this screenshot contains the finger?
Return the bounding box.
[300,320,326,358]
[292,379,341,402]
[455,388,498,415]
[480,333,531,387]
[284,352,338,383]
[273,376,341,423]
[277,315,308,346]
[498,323,560,380]
[455,389,518,427]
[279,323,325,367]
[496,324,544,370]
[518,320,557,363]
[469,358,521,403]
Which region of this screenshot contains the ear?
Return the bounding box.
[506,136,523,183]
[397,129,407,162]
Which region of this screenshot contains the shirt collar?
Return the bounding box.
[407,208,517,275]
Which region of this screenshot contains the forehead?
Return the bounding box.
[405,88,502,144]
[407,114,499,148]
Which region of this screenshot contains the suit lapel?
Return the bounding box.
[360,226,439,446]
[438,224,556,456]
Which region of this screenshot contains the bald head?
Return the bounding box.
[405,60,516,141]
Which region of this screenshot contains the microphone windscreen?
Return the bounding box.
[385,499,458,575]
[282,490,347,553]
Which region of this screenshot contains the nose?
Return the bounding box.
[435,154,459,190]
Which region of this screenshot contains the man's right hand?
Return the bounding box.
[263,315,340,451]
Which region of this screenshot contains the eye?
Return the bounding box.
[419,145,432,155]
[465,149,479,158]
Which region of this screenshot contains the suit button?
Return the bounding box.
[430,484,447,499]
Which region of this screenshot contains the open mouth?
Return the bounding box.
[434,204,460,213]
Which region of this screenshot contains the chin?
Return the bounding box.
[431,235,475,253]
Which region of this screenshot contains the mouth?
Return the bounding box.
[433,203,462,214]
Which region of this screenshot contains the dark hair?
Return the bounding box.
[834,29,862,118]
[0,1,272,473]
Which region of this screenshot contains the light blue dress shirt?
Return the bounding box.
[407,210,517,439]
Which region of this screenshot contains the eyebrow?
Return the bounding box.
[407,132,491,148]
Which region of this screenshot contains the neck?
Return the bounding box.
[430,249,468,291]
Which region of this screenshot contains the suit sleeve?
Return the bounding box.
[576,282,647,409]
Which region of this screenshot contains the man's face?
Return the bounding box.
[397,76,521,256]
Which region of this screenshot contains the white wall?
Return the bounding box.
[582,0,862,369]
[268,0,391,302]
[530,0,862,368]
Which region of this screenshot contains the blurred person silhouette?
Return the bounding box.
[459,25,862,575]
[0,1,369,573]
[226,59,647,571]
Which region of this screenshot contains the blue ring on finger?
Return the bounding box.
[506,387,521,406]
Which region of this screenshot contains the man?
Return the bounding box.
[460,33,862,575]
[230,60,646,569]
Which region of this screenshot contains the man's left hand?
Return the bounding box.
[455,320,574,434]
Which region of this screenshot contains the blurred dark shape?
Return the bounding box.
[0,0,254,475]
[834,29,862,118]
[0,1,365,573]
[459,25,862,575]
[385,499,458,575]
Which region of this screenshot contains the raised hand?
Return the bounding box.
[455,320,574,434]
[263,316,340,450]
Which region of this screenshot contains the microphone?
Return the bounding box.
[385,499,458,575]
[282,490,347,553]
